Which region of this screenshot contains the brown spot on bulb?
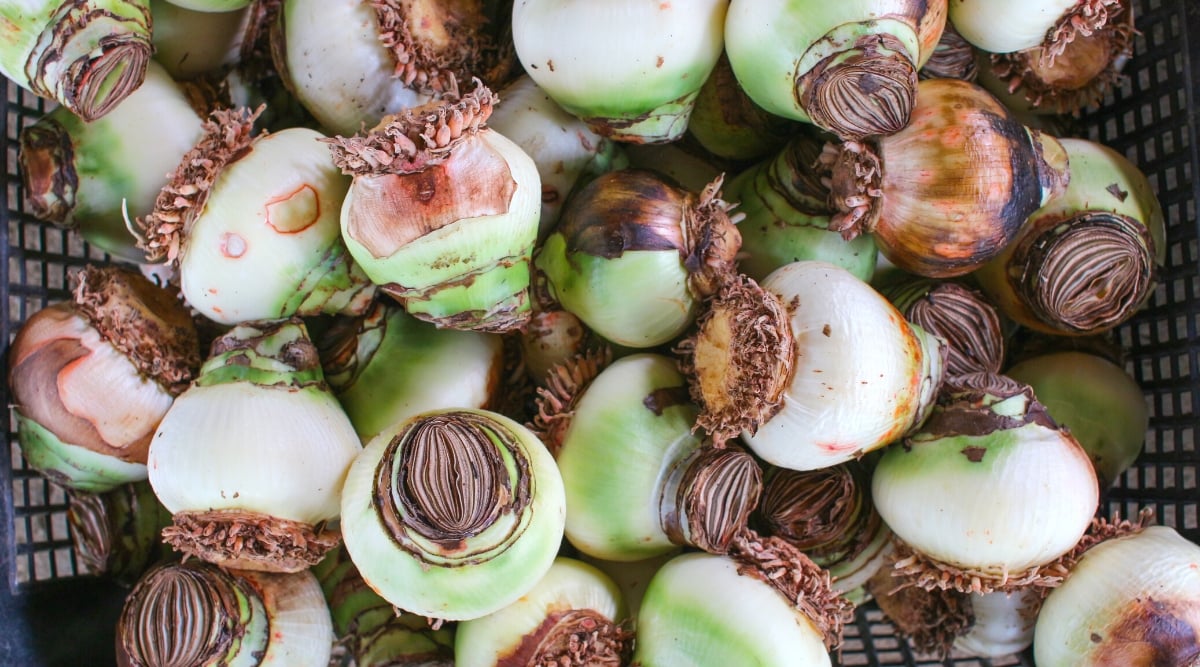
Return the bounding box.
[1091,597,1200,666]
[961,445,987,462]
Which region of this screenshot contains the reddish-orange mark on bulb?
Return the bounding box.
[264,184,321,233]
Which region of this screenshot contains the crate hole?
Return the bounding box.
[32,550,53,581]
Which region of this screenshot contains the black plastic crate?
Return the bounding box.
[2,1,1198,664]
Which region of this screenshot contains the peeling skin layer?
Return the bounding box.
[18,118,76,225]
[374,411,532,565]
[678,274,795,447]
[729,529,855,651]
[138,106,261,265]
[497,609,632,667]
[798,31,917,140]
[163,509,340,573]
[917,374,1057,441]
[72,265,200,393]
[661,445,763,554]
[342,138,515,258]
[118,561,253,667]
[1008,212,1155,334]
[372,0,514,96]
[27,2,153,122]
[866,564,973,658]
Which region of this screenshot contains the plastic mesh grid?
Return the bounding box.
[3,83,102,590]
[0,1,1196,665]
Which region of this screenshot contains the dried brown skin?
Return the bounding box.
[919,22,978,82]
[28,2,153,122]
[493,331,532,423]
[314,301,386,393]
[917,373,1058,441]
[372,0,516,96]
[18,117,76,225]
[374,411,532,565]
[865,564,974,658]
[556,169,690,259]
[1001,211,1156,335]
[496,610,632,667]
[990,0,1133,115]
[758,462,883,565]
[238,0,285,82]
[554,169,740,297]
[677,274,795,447]
[822,79,1060,278]
[1087,598,1200,666]
[728,529,855,651]
[73,266,201,393]
[798,31,918,141]
[886,280,1005,376]
[162,510,340,573]
[661,445,763,554]
[528,347,612,456]
[681,176,742,298]
[117,560,254,667]
[138,106,262,265]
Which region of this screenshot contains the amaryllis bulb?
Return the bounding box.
[822,78,1071,278]
[148,319,362,573]
[535,169,741,348]
[872,373,1099,590]
[8,265,200,492]
[974,137,1164,336]
[455,557,632,667]
[339,408,566,621]
[117,560,333,667]
[0,0,153,121]
[512,0,727,143]
[327,84,542,333]
[681,261,945,471]
[18,60,205,263]
[725,0,948,140]
[136,108,376,325]
[275,0,515,136]
[1034,525,1200,666]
